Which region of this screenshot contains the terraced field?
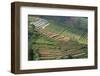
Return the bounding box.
[35,28,70,42]
[28,15,88,60]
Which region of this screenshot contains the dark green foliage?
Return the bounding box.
[68,55,73,59]
[28,22,41,60]
[28,49,33,60]
[32,47,40,60]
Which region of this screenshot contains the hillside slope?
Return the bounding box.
[28,15,88,60]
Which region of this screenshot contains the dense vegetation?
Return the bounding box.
[28,15,88,60]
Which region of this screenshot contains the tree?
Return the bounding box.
[68,55,73,59]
